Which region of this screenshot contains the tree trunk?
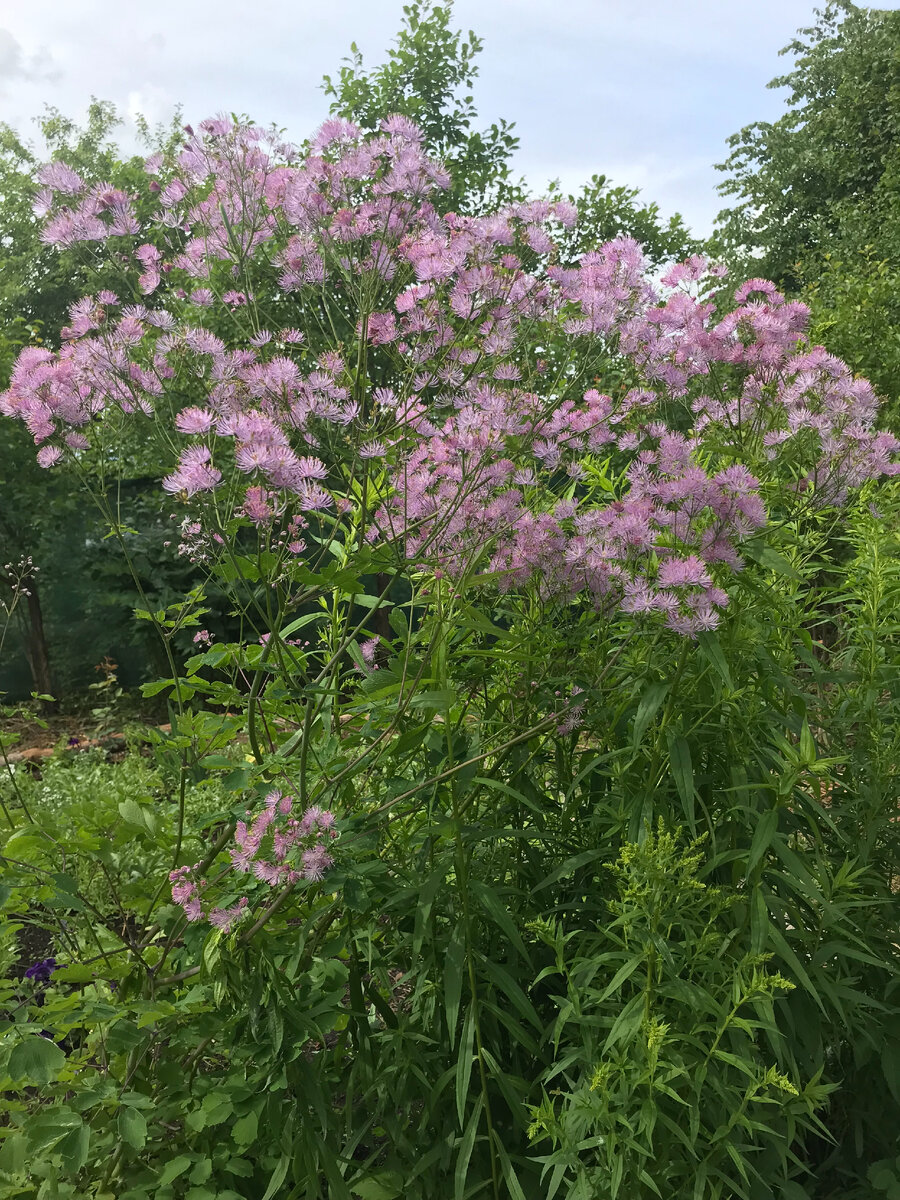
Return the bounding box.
[23,580,55,702]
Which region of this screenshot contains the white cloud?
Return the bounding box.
[126,85,177,130]
[0,27,57,94]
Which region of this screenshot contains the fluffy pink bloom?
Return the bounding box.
[209,897,249,931]
[175,407,216,434]
[301,844,334,881]
[38,161,85,194]
[5,111,896,655]
[162,446,222,496]
[36,445,63,468]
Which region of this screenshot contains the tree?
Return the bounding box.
[323,0,522,214]
[713,2,900,406]
[325,1,696,267]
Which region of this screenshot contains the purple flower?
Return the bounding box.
[162,446,222,497]
[175,407,216,435]
[24,958,58,983]
[37,162,84,195]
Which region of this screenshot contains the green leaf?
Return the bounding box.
[454,1095,483,1200]
[495,1138,528,1200]
[410,688,456,712]
[881,1040,900,1105]
[201,1091,233,1125]
[744,542,802,579]
[455,1003,475,1129]
[750,885,770,956]
[279,612,326,639]
[799,719,817,764]
[669,735,695,822]
[351,1174,403,1200]
[56,1122,90,1173]
[603,993,645,1051]
[8,1035,65,1085]
[118,799,149,830]
[0,1133,27,1175]
[118,1106,147,1151]
[766,923,825,1012]
[25,1109,81,1153]
[479,954,541,1031]
[223,763,253,791]
[596,955,643,1004]
[159,1155,192,1187]
[261,1153,290,1200]
[199,754,234,769]
[52,964,96,983]
[747,807,780,875]
[696,631,733,689]
[632,681,669,749]
[444,922,466,1049]
[533,848,604,893]
[469,879,530,962]
[140,678,176,697]
[190,1157,213,1185]
[232,1110,258,1147]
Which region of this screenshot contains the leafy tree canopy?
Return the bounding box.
[715,1,900,287]
[714,2,900,406]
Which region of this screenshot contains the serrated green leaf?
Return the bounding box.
[232,1110,258,1147]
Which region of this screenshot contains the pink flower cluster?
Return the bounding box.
[169,791,336,930]
[169,866,249,932]
[2,113,897,639]
[35,161,139,247]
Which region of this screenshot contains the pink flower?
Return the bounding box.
[360,637,379,670]
[301,845,334,882]
[36,446,63,468]
[162,446,222,496]
[175,407,215,434]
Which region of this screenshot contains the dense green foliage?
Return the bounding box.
[1,485,899,1198]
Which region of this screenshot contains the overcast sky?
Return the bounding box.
[1,1,897,236]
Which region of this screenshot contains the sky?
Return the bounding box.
[0,0,896,237]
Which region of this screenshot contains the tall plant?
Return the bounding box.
[0,113,897,1198]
